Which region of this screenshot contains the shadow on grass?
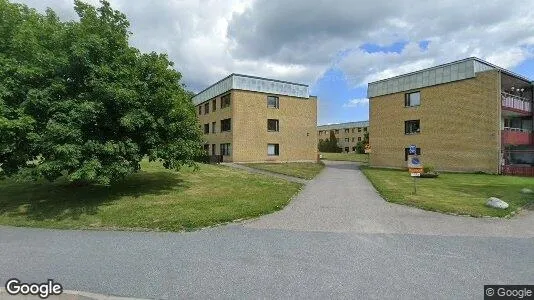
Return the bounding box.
[0,171,186,222]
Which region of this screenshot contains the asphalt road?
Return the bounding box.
[1,161,533,299]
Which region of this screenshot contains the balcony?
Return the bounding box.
[501,92,532,114]
[502,128,533,145]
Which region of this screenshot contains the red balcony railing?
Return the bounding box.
[502,165,534,177]
[501,92,532,113]
[502,128,533,145]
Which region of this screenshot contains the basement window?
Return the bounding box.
[220,143,231,156]
[267,144,279,156]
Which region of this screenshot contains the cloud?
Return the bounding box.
[11,0,534,93]
[343,98,369,108]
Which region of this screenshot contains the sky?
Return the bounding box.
[12,0,534,125]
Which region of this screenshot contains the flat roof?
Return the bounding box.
[367,57,532,98]
[368,57,531,85]
[192,73,310,105]
[317,121,369,130]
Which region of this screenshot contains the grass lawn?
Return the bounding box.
[361,167,534,217]
[320,152,369,163]
[0,160,302,231]
[243,162,325,180]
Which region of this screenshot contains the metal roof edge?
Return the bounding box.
[192,73,309,100]
[367,56,532,86]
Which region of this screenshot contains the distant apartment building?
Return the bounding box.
[192,74,318,162]
[317,121,369,153]
[368,57,533,175]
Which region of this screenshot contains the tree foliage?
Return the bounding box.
[355,132,369,154]
[318,130,342,153]
[0,0,203,184]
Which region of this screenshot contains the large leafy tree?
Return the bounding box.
[318,130,341,153]
[0,0,202,185]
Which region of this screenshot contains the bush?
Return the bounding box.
[423,164,435,173]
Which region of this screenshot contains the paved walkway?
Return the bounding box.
[246,160,534,237]
[221,162,309,184]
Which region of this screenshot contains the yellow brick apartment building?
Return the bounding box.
[193,74,318,162]
[317,121,369,153]
[368,57,534,175]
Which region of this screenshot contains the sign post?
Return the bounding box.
[407,145,422,195]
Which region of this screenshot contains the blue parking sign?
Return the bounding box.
[409,144,417,155]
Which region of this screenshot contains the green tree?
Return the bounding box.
[355,132,369,154]
[318,130,341,153]
[0,0,202,185]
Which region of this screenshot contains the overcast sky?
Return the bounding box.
[12,0,534,124]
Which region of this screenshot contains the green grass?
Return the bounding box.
[320,152,369,163]
[0,160,302,231]
[243,162,325,180]
[361,167,534,217]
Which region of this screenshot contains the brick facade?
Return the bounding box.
[369,70,501,173]
[196,90,317,162]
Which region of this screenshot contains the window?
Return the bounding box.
[198,106,202,115]
[211,144,216,156]
[344,147,349,152]
[203,144,209,152]
[267,144,279,156]
[267,96,279,108]
[405,120,420,134]
[221,94,230,109]
[212,99,216,111]
[220,143,231,156]
[352,138,355,142]
[204,124,209,134]
[358,137,362,141]
[221,118,231,132]
[344,138,349,142]
[405,91,421,107]
[344,128,349,133]
[364,127,367,132]
[267,119,279,132]
[335,129,339,134]
[352,146,356,152]
[211,121,216,133]
[204,102,209,114]
[404,147,421,161]
[358,128,362,132]
[352,128,355,133]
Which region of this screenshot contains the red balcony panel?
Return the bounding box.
[501,130,533,145]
